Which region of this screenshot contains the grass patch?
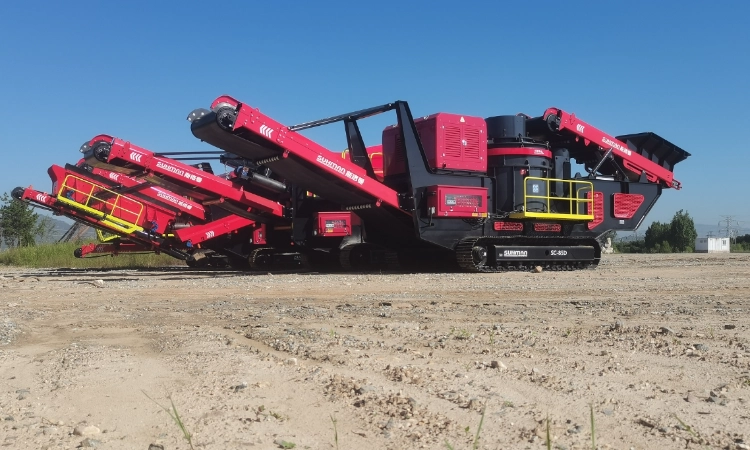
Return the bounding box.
[450,327,471,340]
[142,391,195,450]
[331,414,339,450]
[589,404,596,450]
[472,402,487,449]
[445,401,487,450]
[0,242,180,269]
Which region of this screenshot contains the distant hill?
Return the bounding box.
[39,214,97,243]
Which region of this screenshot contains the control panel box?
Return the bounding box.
[426,185,488,218]
[314,211,357,237]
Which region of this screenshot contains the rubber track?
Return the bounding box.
[456,237,598,273]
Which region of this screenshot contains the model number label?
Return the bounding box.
[550,250,568,256]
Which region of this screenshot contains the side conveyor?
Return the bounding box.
[81,134,286,223]
[189,96,403,211]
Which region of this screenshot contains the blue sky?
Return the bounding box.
[1,1,748,230]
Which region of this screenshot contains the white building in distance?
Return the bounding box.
[695,237,730,253]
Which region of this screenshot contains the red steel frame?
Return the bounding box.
[172,214,264,246]
[16,186,147,243]
[88,165,208,221]
[45,165,261,247]
[48,164,182,236]
[82,164,262,245]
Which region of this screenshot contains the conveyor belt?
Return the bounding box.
[191,109,401,209]
[81,134,286,221]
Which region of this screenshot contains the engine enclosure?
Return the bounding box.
[382,113,487,177]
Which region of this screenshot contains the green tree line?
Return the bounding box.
[615,209,698,253]
[732,234,750,252]
[0,192,56,249]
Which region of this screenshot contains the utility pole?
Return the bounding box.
[718,215,743,244]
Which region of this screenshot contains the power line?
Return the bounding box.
[718,215,743,243]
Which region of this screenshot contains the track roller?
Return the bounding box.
[456,238,487,273]
[249,247,309,271]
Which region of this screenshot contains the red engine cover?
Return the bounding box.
[314,212,357,237]
[382,113,487,176]
[426,185,488,218]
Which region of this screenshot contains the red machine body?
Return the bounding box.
[188,95,689,271]
[383,113,487,176]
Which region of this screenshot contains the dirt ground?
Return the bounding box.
[0,253,748,450]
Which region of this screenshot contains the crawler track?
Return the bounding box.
[456,237,599,272]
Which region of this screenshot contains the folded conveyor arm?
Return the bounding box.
[526,108,689,189]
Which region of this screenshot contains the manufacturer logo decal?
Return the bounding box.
[155,190,194,210]
[601,137,632,156]
[36,193,48,203]
[205,230,215,239]
[129,152,143,163]
[315,155,366,185]
[501,250,527,257]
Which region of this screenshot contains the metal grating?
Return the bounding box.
[587,191,604,230]
[613,193,644,219]
[464,128,481,159]
[494,221,523,231]
[534,223,562,232]
[443,126,463,158]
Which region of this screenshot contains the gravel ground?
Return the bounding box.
[0,253,748,450]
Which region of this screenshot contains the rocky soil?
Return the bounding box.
[0,253,748,449]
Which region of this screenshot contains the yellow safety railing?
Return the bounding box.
[56,175,145,235]
[509,177,595,221]
[96,229,121,242]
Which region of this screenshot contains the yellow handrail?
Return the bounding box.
[509,177,595,221]
[96,229,122,242]
[56,175,145,235]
